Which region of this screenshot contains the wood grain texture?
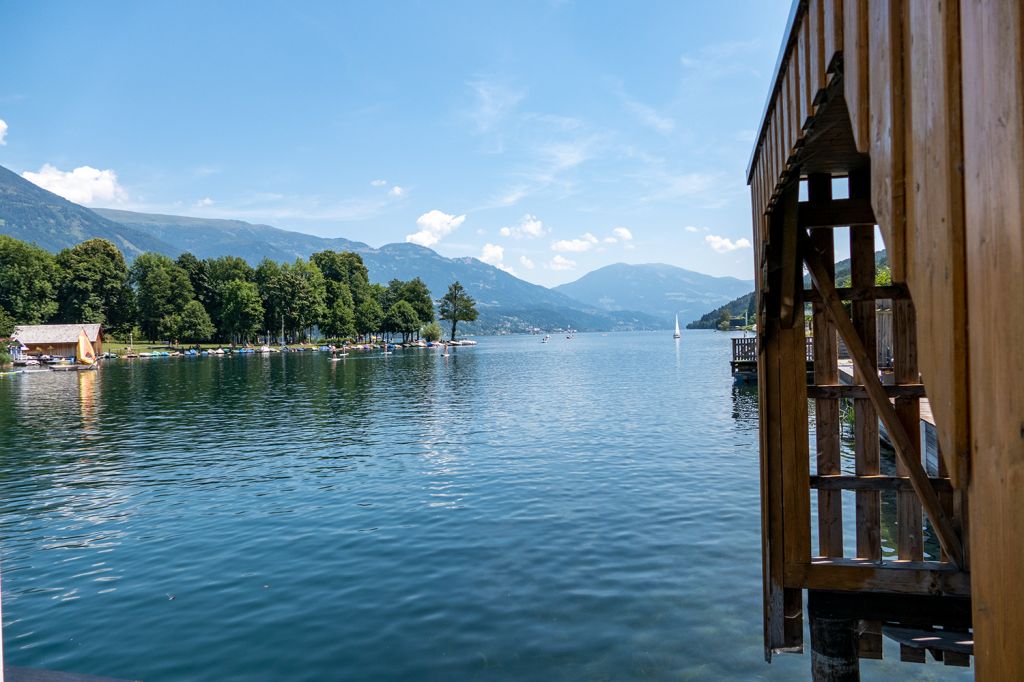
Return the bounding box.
[868,0,907,279]
[906,0,970,489]
[824,0,844,72]
[961,0,1024,677]
[843,0,870,152]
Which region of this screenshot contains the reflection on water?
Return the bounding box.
[0,334,969,681]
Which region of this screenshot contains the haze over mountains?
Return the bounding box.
[0,164,754,332]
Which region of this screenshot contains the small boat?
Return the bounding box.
[673,315,681,339]
[541,334,550,343]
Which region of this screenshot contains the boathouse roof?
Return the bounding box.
[13,324,103,344]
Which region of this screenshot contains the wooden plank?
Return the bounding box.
[796,22,808,132]
[810,475,953,493]
[803,237,965,568]
[778,179,802,328]
[806,383,925,400]
[785,560,971,597]
[850,224,881,562]
[760,200,793,657]
[884,626,974,656]
[961,1,1024,677]
[808,0,827,103]
[893,298,923,561]
[777,181,808,651]
[800,18,812,128]
[807,175,842,559]
[900,644,928,663]
[843,0,869,152]
[823,0,844,73]
[858,619,884,660]
[868,0,907,279]
[907,0,970,490]
[803,284,910,302]
[798,197,876,228]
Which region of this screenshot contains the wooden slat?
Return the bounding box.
[810,475,953,493]
[803,236,965,568]
[893,298,923,561]
[807,383,925,400]
[778,180,802,328]
[798,197,876,228]
[785,559,971,597]
[800,18,812,128]
[843,0,869,152]
[823,0,844,73]
[803,284,909,302]
[884,626,974,656]
[907,0,969,490]
[868,0,907,279]
[851,224,881,562]
[778,180,809,651]
[808,0,827,102]
[807,175,842,559]
[961,2,1024,677]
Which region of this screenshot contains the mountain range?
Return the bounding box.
[0,164,754,332]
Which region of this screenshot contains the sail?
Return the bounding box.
[674,315,681,336]
[77,328,97,365]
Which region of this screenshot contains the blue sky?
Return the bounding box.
[0,1,792,286]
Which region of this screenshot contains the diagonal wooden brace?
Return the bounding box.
[802,234,965,569]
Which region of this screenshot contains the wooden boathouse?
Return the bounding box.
[748,1,1022,679]
[12,324,104,360]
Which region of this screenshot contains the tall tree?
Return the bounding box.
[206,256,255,339]
[218,279,264,344]
[131,253,195,340]
[401,277,435,328]
[386,300,420,343]
[438,281,478,341]
[355,298,383,341]
[176,253,213,309]
[0,235,58,324]
[55,238,131,328]
[160,300,215,344]
[312,250,358,340]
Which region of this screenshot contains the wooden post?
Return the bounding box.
[807,173,843,558]
[850,212,880,561]
[809,592,861,681]
[893,298,923,560]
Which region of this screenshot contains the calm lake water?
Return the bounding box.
[0,332,970,680]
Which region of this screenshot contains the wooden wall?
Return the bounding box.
[748,0,1024,676]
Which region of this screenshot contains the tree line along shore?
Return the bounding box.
[0,235,479,350]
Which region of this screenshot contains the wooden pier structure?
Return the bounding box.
[748,1,1023,679]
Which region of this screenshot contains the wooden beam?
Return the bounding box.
[894,297,924,561]
[851,224,881,562]
[807,176,842,559]
[798,197,877,228]
[779,179,802,328]
[803,235,965,568]
[786,560,971,597]
[883,626,974,656]
[806,383,925,400]
[810,475,953,493]
[803,284,910,302]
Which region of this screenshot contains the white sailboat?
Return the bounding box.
[673,315,681,339]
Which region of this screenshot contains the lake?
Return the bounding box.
[0,332,970,680]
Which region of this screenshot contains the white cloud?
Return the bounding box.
[405,209,466,247]
[623,97,675,134]
[612,226,633,241]
[370,179,388,186]
[196,197,214,207]
[479,242,504,265]
[468,78,524,133]
[549,255,577,271]
[500,213,547,239]
[496,263,515,274]
[519,255,535,269]
[684,225,701,233]
[0,119,7,145]
[551,232,599,253]
[705,234,752,253]
[22,164,128,205]
[389,185,405,197]
[603,237,617,244]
